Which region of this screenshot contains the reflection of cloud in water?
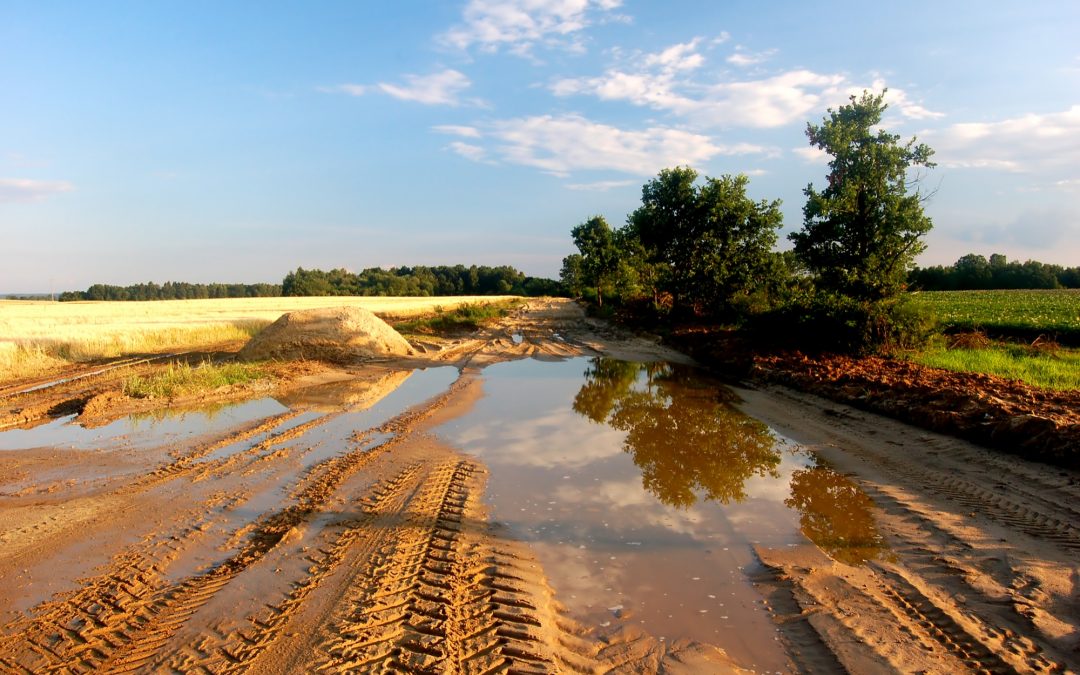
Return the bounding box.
[553,479,712,540]
[529,541,624,611]
[448,407,626,469]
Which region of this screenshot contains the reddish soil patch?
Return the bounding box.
[667,329,1080,469]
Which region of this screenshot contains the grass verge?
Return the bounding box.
[123,361,270,399]
[394,299,522,335]
[910,343,1080,391]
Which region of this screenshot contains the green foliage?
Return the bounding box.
[749,293,937,354]
[570,216,622,307]
[909,253,1080,290]
[281,265,563,298]
[627,168,785,318]
[910,342,1080,391]
[907,289,1080,339]
[123,361,268,399]
[393,300,520,334]
[791,90,935,302]
[61,282,283,302]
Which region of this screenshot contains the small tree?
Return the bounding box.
[571,216,620,307]
[790,91,935,302]
[629,167,784,317]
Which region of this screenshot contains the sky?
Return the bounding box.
[2,1,1079,292]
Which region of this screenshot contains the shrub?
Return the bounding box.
[748,293,937,354]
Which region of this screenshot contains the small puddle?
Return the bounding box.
[0,398,290,452]
[438,357,884,670]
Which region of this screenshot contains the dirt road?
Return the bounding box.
[0,299,1076,673]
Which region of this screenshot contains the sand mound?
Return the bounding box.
[238,307,414,363]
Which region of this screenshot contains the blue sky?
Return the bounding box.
[2,1,1078,292]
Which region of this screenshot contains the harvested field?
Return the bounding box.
[0,299,1077,673]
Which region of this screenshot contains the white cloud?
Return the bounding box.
[320,84,367,96]
[551,40,941,130]
[484,114,762,176]
[726,46,776,67]
[440,0,623,55]
[564,179,637,191]
[792,146,828,163]
[642,38,704,72]
[446,141,490,163]
[0,178,73,203]
[925,105,1080,174]
[552,39,852,128]
[377,69,473,106]
[1056,178,1080,192]
[432,124,482,138]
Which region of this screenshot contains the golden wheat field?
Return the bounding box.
[0,296,514,382]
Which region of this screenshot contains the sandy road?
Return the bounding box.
[739,386,1080,674]
[0,298,1076,673]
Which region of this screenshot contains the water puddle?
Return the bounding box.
[0,367,460,459]
[0,398,290,452]
[438,357,884,670]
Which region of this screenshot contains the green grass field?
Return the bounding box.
[906,289,1080,389]
[908,289,1080,335]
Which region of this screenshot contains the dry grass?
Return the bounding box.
[0,296,516,384]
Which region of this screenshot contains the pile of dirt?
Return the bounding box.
[238,307,414,363]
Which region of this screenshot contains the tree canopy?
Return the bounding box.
[790,91,935,302]
[626,167,785,317]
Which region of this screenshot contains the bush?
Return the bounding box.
[748,293,937,354]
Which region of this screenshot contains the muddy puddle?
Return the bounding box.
[0,397,291,452]
[0,355,888,672]
[438,356,884,670]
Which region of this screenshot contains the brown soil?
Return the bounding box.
[668,329,1080,468]
[0,298,1077,674]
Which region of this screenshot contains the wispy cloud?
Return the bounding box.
[437,113,768,177]
[792,146,828,163]
[432,124,482,138]
[378,69,474,106]
[323,70,476,106]
[726,46,776,67]
[446,141,491,163]
[925,105,1080,173]
[439,0,624,56]
[321,84,367,96]
[564,179,637,191]
[0,178,73,203]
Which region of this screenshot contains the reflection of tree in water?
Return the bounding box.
[572,358,780,508]
[785,466,885,565]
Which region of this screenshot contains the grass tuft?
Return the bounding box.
[123,360,269,399]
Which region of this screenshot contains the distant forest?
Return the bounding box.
[58,265,564,301]
[908,254,1080,291]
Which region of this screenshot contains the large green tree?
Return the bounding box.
[790,91,935,301]
[628,168,784,317]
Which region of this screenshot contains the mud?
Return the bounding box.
[0,298,1077,674]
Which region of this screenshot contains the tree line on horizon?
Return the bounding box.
[57,264,565,301]
[908,254,1080,291]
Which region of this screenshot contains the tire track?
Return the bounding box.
[312,458,585,674]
